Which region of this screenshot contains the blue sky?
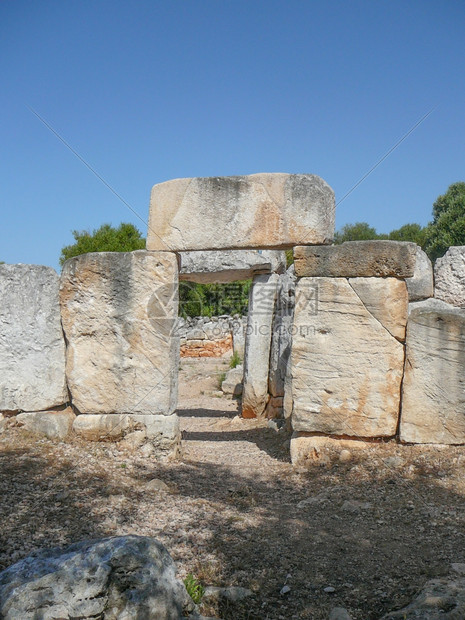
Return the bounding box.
[1,1,464,270]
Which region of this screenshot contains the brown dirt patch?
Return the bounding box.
[1,356,465,619]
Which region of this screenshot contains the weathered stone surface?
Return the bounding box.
[0,264,67,413]
[242,274,279,418]
[294,241,416,278]
[406,245,434,301]
[348,277,408,341]
[290,433,370,466]
[60,251,179,415]
[269,267,297,399]
[400,299,465,444]
[381,574,465,619]
[73,413,180,455]
[179,249,286,283]
[221,365,243,396]
[147,173,335,251]
[16,409,75,440]
[0,413,5,434]
[291,278,404,438]
[434,246,465,307]
[0,535,196,620]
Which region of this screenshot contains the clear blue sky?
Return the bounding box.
[1,1,464,270]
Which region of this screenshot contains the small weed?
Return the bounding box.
[217,372,226,389]
[184,573,204,604]
[120,463,127,468]
[229,351,242,369]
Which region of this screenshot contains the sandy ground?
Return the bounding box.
[1,356,465,619]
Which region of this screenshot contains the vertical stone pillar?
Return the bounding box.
[241,273,279,418]
[60,250,180,457]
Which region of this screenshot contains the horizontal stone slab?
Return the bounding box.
[293,241,416,278]
[15,409,75,440]
[147,173,335,251]
[179,249,286,283]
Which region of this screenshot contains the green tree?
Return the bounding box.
[60,223,146,266]
[179,280,251,318]
[424,182,465,261]
[334,222,384,243]
[388,223,426,247]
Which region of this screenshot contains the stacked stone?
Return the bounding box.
[177,315,246,358]
[289,241,435,463]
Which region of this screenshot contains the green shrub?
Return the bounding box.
[229,351,241,369]
[184,573,204,604]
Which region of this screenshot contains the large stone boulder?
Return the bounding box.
[60,251,179,415]
[291,278,405,438]
[434,246,465,307]
[179,249,286,283]
[381,571,465,618]
[0,536,196,620]
[242,274,279,418]
[0,264,67,413]
[293,241,416,278]
[400,298,465,444]
[405,245,434,301]
[147,173,335,251]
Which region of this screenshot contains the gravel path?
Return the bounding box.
[1,356,465,619]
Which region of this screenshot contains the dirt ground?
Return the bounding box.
[2,356,465,619]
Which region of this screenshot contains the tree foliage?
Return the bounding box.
[424,182,465,261]
[60,223,146,265]
[179,280,251,318]
[334,222,386,243]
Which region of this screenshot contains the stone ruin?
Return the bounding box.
[1,172,465,464]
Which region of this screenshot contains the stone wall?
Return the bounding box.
[178,315,246,358]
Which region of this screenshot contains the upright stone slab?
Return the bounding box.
[179,249,286,283]
[147,173,335,251]
[400,298,465,444]
[60,251,179,415]
[0,264,67,412]
[267,267,297,417]
[434,246,465,307]
[291,278,405,438]
[294,241,416,278]
[242,273,279,418]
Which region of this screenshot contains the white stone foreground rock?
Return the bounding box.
[147,173,335,251]
[291,278,406,438]
[16,409,75,440]
[0,264,67,413]
[60,251,179,415]
[242,273,279,418]
[400,298,465,444]
[179,249,286,283]
[0,536,197,620]
[434,246,465,307]
[405,245,434,301]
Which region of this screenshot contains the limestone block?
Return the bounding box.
[290,433,370,466]
[16,409,75,440]
[242,274,279,418]
[73,413,180,455]
[400,299,465,444]
[291,278,404,438]
[221,365,243,396]
[179,249,286,283]
[294,241,416,278]
[147,173,335,251]
[0,264,67,413]
[60,251,179,415]
[434,246,465,307]
[406,245,433,301]
[269,267,297,398]
[348,277,408,341]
